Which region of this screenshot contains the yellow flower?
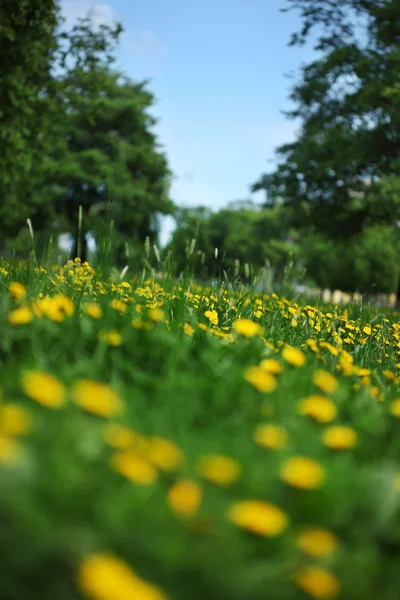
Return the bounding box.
[228,500,288,536]
[168,479,202,518]
[298,395,337,423]
[0,435,21,464]
[295,566,341,599]
[0,404,31,436]
[322,426,358,450]
[110,299,128,313]
[233,318,263,337]
[244,366,277,393]
[254,423,287,450]
[110,450,158,485]
[103,423,137,449]
[282,345,306,367]
[78,553,168,600]
[259,358,283,374]
[9,282,26,301]
[281,456,326,489]
[204,310,218,325]
[197,454,240,485]
[72,380,123,417]
[146,436,184,471]
[148,308,164,322]
[183,322,195,336]
[99,330,122,346]
[84,302,102,319]
[8,305,33,325]
[390,399,400,417]
[22,371,66,409]
[296,529,338,557]
[363,324,372,335]
[312,370,338,394]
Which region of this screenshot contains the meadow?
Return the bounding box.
[1,255,400,600]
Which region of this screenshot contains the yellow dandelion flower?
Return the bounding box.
[168,479,202,518]
[282,345,306,367]
[295,566,341,599]
[204,309,218,325]
[146,436,184,471]
[383,369,395,382]
[363,325,372,335]
[228,500,288,536]
[244,366,277,393]
[84,302,102,319]
[0,404,31,436]
[9,282,26,301]
[322,426,358,450]
[110,450,158,485]
[312,370,338,394]
[0,435,21,464]
[8,305,33,325]
[254,423,287,450]
[197,453,240,485]
[148,308,164,322]
[281,456,326,489]
[296,528,338,557]
[110,299,127,313]
[183,322,195,336]
[103,423,137,449]
[389,400,400,417]
[99,330,122,346]
[259,358,284,374]
[22,371,66,409]
[298,395,337,423]
[233,318,263,337]
[78,553,168,600]
[72,380,123,417]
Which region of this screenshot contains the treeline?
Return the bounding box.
[0,0,172,261]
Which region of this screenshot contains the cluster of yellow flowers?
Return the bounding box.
[2,260,400,600]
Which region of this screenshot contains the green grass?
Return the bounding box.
[1,256,400,600]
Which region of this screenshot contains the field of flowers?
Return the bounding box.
[1,256,400,600]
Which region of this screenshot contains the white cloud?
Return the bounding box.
[61,1,116,27]
[125,29,168,60]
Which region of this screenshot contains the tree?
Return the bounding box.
[253,0,400,296]
[48,19,173,262]
[0,0,59,249]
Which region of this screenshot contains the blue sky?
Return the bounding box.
[61,0,317,243]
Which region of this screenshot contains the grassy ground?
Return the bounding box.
[1,256,400,600]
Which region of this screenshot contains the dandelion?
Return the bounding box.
[312,370,338,394]
[254,423,287,450]
[84,302,102,319]
[168,479,202,518]
[183,322,195,336]
[296,528,338,557]
[72,380,123,417]
[228,500,288,536]
[9,282,26,301]
[295,566,341,599]
[148,308,164,322]
[233,318,263,338]
[146,436,184,471]
[110,299,128,313]
[298,395,337,423]
[99,330,122,346]
[282,345,306,367]
[322,426,358,450]
[110,450,158,485]
[197,453,240,485]
[78,553,168,600]
[8,305,33,325]
[280,456,326,489]
[204,310,218,325]
[103,423,137,449]
[244,366,277,393]
[363,324,372,335]
[259,358,283,374]
[390,400,400,417]
[0,404,31,436]
[22,371,66,409]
